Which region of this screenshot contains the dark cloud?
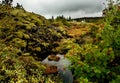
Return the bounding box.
[12,0,107,18]
[41,0,104,13]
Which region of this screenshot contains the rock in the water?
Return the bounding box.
[42,54,71,69]
[42,54,73,83]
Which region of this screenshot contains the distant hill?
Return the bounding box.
[73,17,104,23]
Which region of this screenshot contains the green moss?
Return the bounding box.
[35,47,41,52]
[12,38,27,47]
[14,31,24,38]
[23,24,32,30]
[0,7,46,29]
[23,34,30,39]
[22,53,30,56]
[11,9,23,15]
[25,23,36,30]
[28,42,35,45]
[53,38,76,53]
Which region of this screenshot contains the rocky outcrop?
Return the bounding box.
[42,54,73,83]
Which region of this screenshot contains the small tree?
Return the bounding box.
[16,3,23,9]
[68,16,72,21]
[52,16,54,20]
[2,0,13,5]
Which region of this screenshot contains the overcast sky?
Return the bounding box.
[1,0,113,18]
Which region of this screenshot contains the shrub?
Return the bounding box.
[67,1,120,82]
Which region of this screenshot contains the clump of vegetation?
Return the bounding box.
[0,2,65,82]
[0,40,45,83]
[0,40,62,82]
[0,3,69,60]
[66,0,120,83]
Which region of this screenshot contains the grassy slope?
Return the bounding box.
[0,5,69,60]
[0,5,63,83]
[0,7,47,27]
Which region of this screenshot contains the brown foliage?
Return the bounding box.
[44,65,58,74]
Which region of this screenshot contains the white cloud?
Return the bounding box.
[12,0,108,18]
